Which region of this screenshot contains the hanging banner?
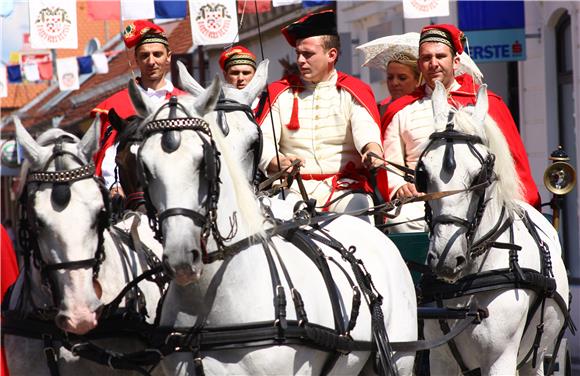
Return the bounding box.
[29,0,78,49]
[402,0,449,19]
[121,0,155,20]
[272,0,300,6]
[56,57,80,91]
[189,0,238,46]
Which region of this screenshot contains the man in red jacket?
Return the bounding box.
[256,10,386,223]
[92,20,185,197]
[382,24,541,233]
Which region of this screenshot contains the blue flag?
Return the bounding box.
[154,0,187,19]
[77,56,93,74]
[7,65,22,83]
[302,1,334,8]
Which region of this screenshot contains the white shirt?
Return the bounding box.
[383,81,461,198]
[260,70,381,176]
[101,79,174,189]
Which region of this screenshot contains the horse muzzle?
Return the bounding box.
[162,249,203,286]
[427,249,467,282]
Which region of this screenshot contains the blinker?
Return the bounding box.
[51,183,71,207]
[161,96,182,152]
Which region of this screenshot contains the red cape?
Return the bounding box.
[91,86,186,176]
[255,71,389,202]
[381,74,541,208]
[1,225,19,376]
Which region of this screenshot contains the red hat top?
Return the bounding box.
[281,10,337,47]
[219,46,257,71]
[420,24,465,55]
[122,20,168,49]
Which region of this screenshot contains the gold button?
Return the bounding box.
[315,115,319,120]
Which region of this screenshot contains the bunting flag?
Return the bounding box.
[87,0,120,20]
[77,56,93,74]
[272,0,300,7]
[92,53,109,74]
[238,0,271,14]
[189,0,239,46]
[23,64,40,82]
[121,0,187,19]
[302,0,333,7]
[29,0,78,49]
[38,61,54,80]
[155,0,188,18]
[0,0,14,17]
[0,65,7,98]
[402,0,449,19]
[121,0,155,20]
[7,65,22,83]
[56,57,80,91]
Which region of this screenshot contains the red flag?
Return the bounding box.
[38,61,54,80]
[238,0,271,14]
[88,0,121,20]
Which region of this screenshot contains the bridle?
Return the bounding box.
[214,93,263,186]
[18,135,110,307]
[416,115,498,257]
[138,96,236,259]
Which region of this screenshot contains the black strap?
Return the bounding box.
[43,334,60,376]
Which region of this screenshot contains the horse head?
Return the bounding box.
[421,81,523,281]
[130,76,223,285]
[177,59,269,184]
[111,109,147,212]
[14,116,107,335]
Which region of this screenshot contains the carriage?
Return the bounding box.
[2,62,576,376]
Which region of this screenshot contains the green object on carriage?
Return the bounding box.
[387,232,429,284]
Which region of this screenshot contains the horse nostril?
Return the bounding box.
[191,249,202,264]
[55,314,69,330]
[162,255,175,278]
[456,255,466,268]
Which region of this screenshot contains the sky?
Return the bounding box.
[1,1,29,63]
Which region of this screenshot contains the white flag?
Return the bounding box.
[56,57,79,91]
[272,0,301,7]
[92,53,109,74]
[189,0,238,46]
[121,0,155,20]
[23,63,40,82]
[403,0,449,19]
[29,0,78,49]
[0,65,7,98]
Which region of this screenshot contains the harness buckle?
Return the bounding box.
[42,334,58,363]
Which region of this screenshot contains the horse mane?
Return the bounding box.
[116,115,143,150]
[450,107,524,214]
[207,117,266,237]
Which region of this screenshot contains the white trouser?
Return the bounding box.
[384,201,427,233]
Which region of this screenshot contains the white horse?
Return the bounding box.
[5,118,164,375]
[128,77,417,375]
[420,82,571,375]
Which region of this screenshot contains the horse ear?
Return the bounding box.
[472,84,488,126]
[193,75,221,116]
[176,60,204,97]
[79,116,101,161]
[128,79,155,117]
[243,59,269,103]
[13,116,44,166]
[432,81,449,129]
[108,108,125,132]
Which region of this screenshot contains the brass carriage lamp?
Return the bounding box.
[543,146,577,229]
